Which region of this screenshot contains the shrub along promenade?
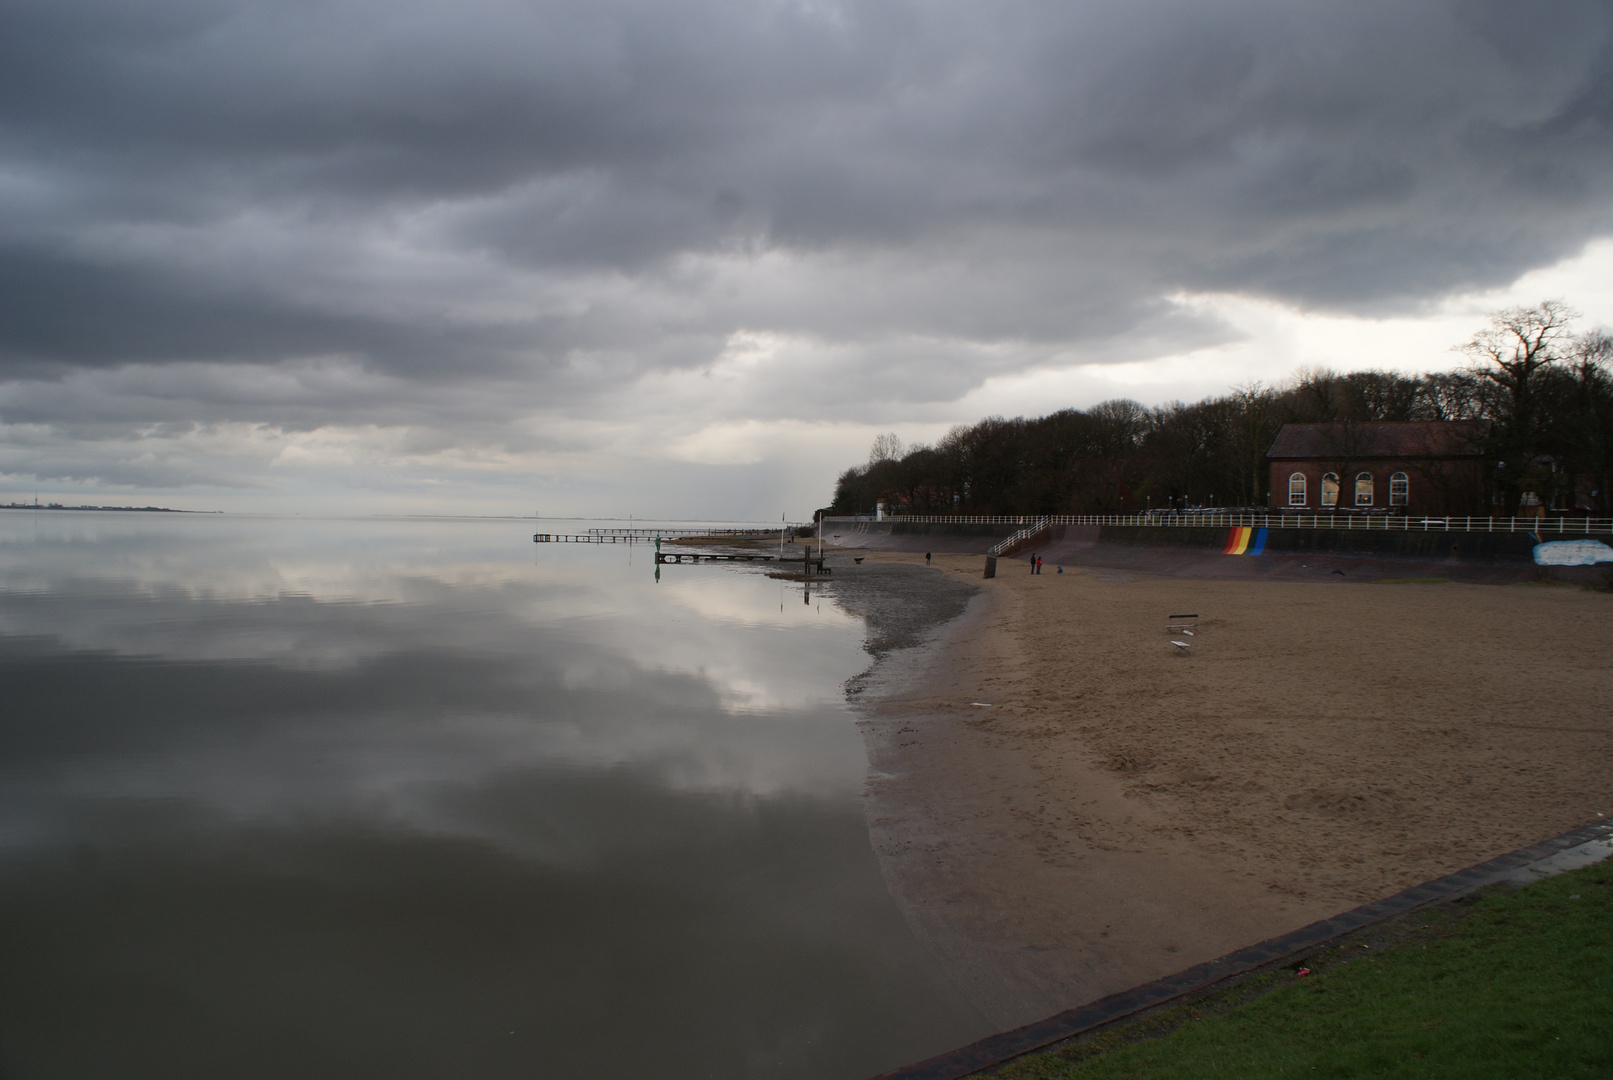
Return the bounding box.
[992,859,1613,1080]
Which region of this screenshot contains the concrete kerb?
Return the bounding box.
[868,818,1613,1080]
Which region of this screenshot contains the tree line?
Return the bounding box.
[829,302,1613,517]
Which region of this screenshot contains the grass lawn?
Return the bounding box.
[993,858,1613,1080]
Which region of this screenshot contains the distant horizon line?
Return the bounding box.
[1,505,811,524]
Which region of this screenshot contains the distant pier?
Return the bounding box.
[534,526,794,544]
[533,525,830,575]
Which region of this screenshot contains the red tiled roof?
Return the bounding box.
[1266,421,1488,459]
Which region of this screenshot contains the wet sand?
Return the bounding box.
[848,550,1613,1031]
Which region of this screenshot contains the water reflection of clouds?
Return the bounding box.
[655,570,841,629]
[0,515,873,853]
[0,516,861,702]
[0,514,563,598]
[0,516,992,1079]
[17,706,864,863]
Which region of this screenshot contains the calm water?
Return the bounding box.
[0,514,986,1079]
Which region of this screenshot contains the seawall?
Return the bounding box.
[1096,524,1537,560]
[822,521,1019,553]
[823,520,1602,584]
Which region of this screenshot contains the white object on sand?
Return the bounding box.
[1533,539,1613,566]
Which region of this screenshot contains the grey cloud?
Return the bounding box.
[0,451,266,490]
[0,245,434,370]
[2,0,1613,494]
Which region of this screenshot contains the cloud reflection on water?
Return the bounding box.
[0,516,873,846]
[0,514,989,1078]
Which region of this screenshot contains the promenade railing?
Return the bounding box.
[987,519,1050,557]
[822,513,1613,535]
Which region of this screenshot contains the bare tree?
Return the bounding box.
[1456,300,1579,513]
[1457,301,1577,432]
[1415,370,1489,420]
[1086,399,1149,458]
[868,432,904,464]
[1337,371,1423,421]
[1570,329,1613,378]
[1225,383,1281,506]
[1565,330,1613,512]
[1287,367,1340,422]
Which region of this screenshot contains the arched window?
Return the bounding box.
[1390,472,1409,506]
[1320,472,1340,507]
[1288,472,1307,506]
[1355,472,1374,506]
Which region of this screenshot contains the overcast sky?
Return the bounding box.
[3,0,1612,517]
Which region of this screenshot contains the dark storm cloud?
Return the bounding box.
[1,0,1612,446]
[0,245,455,371]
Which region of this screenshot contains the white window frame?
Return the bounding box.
[1355,472,1374,506]
[1389,472,1409,506]
[1288,472,1307,506]
[1320,472,1340,507]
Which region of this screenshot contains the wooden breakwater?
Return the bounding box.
[654,549,831,572]
[653,552,773,563]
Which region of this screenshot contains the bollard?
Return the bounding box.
[984,555,997,579]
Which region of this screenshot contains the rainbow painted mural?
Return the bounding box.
[1224,526,1268,555]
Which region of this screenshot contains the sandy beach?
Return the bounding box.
[848,550,1613,1031]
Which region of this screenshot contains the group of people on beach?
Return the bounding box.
[927,549,1052,573]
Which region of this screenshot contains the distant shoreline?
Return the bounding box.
[0,503,217,513]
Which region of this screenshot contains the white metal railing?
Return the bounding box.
[988,518,1050,556]
[823,513,1613,535]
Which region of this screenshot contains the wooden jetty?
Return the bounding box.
[653,552,775,564]
[765,550,832,575]
[652,549,831,573]
[533,533,641,544]
[534,526,795,544]
[531,526,831,576]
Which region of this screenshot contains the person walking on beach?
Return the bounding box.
[925,552,931,565]
[1029,552,1036,574]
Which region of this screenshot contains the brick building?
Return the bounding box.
[1266,421,1489,515]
